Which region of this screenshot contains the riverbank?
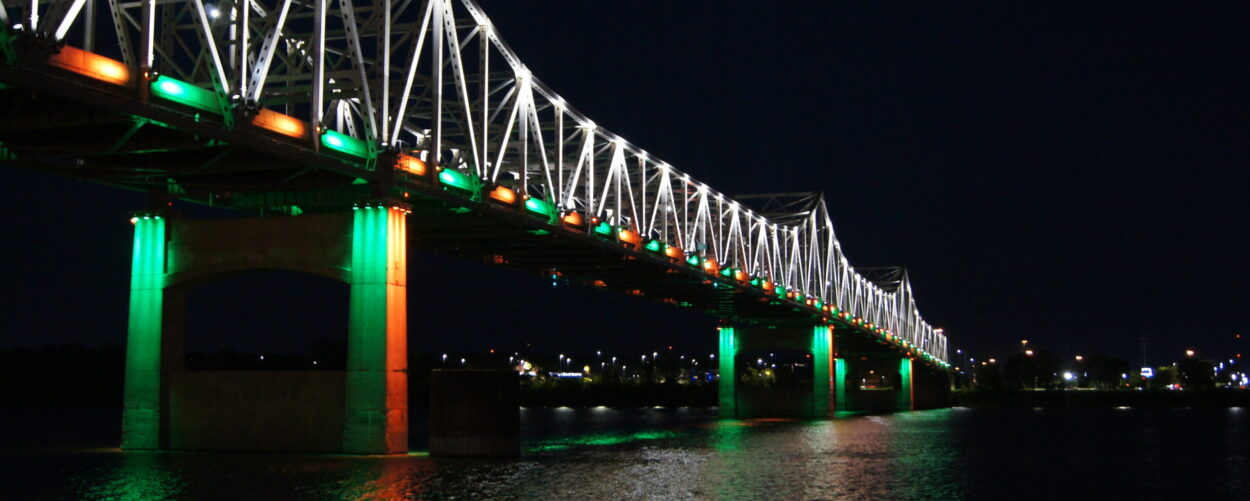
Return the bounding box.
[953,389,1250,408]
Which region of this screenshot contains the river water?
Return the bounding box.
[3,406,1248,500]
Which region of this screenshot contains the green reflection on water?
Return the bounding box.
[527,430,680,452]
[81,452,183,501]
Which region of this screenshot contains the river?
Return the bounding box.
[3,406,1247,499]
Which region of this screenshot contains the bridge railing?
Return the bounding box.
[2,0,948,365]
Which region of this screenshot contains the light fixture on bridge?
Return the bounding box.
[663,245,684,260]
[617,229,641,249]
[561,211,585,228]
[593,221,613,237]
[395,153,427,176]
[438,168,478,195]
[252,108,308,140]
[701,258,720,275]
[487,185,518,205]
[645,239,664,253]
[321,129,370,158]
[524,197,558,221]
[150,75,221,114]
[46,46,133,87]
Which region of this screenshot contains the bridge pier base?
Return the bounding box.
[717,324,835,418]
[836,353,916,413]
[120,207,409,454]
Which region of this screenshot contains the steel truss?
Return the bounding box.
[3,0,948,364]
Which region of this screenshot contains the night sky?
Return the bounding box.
[2,2,1247,366]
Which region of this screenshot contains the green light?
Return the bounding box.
[897,358,914,411]
[720,267,734,277]
[718,327,738,418]
[346,205,409,453]
[645,240,663,253]
[686,255,702,267]
[749,277,762,287]
[593,221,613,236]
[523,197,557,221]
[529,430,678,452]
[811,326,833,417]
[795,293,805,302]
[122,214,166,449]
[321,129,370,158]
[835,358,847,412]
[150,75,220,113]
[813,300,823,309]
[438,169,478,195]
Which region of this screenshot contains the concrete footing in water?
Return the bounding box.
[428,369,519,457]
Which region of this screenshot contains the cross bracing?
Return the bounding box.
[0,0,948,365]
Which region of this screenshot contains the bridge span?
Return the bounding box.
[1,0,951,453]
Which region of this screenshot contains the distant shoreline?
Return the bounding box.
[953,389,1250,408]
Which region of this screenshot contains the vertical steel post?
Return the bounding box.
[380,0,390,144]
[311,0,325,150]
[431,0,443,168]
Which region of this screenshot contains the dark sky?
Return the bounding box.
[2,2,1247,366]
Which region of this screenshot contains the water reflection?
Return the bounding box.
[81,451,184,501]
[6,407,1248,500]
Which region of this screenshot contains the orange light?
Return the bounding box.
[734,270,748,283]
[488,185,518,205]
[702,258,720,274]
[762,280,774,292]
[562,211,585,227]
[252,108,308,140]
[618,229,641,248]
[591,280,607,287]
[397,153,427,176]
[664,245,684,259]
[47,45,133,87]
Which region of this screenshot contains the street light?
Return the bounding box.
[1075,355,1084,362]
[1186,349,1196,357]
[1025,349,1034,356]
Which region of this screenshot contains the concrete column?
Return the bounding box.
[810,325,834,417]
[897,357,914,412]
[834,357,847,413]
[122,212,167,449]
[343,205,409,454]
[717,326,738,418]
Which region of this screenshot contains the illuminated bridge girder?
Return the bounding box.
[0,0,948,365]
